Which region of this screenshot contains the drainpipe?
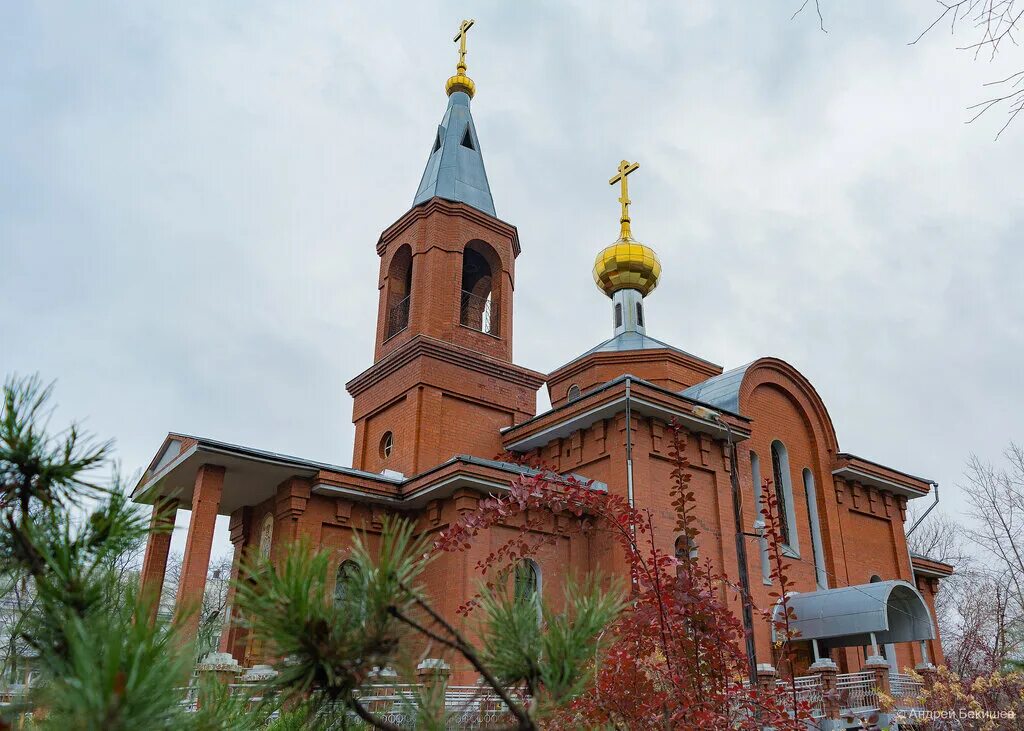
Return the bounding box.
[692,404,758,688]
[904,482,940,668]
[905,482,940,537]
[624,377,634,513]
[624,377,638,595]
[724,418,759,688]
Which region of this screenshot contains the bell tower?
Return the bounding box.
[346,20,544,477]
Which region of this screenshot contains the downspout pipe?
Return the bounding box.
[905,482,940,538]
[624,377,639,596]
[625,376,634,512]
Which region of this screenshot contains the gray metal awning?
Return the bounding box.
[779,580,934,649]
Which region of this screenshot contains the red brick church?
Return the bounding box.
[133,23,952,686]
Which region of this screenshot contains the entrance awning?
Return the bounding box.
[780,580,934,649]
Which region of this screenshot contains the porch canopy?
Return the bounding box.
[782,580,934,650]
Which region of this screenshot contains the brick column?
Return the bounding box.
[218,506,251,659]
[755,662,777,696]
[139,498,179,622]
[195,652,241,707]
[864,655,891,696]
[366,667,399,714]
[417,658,451,704]
[810,658,840,721]
[175,464,225,644]
[915,663,938,688]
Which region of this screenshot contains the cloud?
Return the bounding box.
[2,1,1020,560]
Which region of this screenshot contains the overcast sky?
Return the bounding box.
[3,1,1022,561]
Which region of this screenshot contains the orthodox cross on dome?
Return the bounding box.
[609,159,640,240]
[453,19,475,75]
[445,19,477,98]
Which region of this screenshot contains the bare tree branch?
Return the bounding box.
[792,0,828,33]
[912,0,1024,136]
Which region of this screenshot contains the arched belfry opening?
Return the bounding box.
[460,241,499,335]
[385,245,413,339]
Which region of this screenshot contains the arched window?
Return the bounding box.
[803,468,827,589]
[385,245,413,339]
[614,303,623,329]
[869,574,883,583]
[334,560,360,607]
[379,431,394,459]
[513,559,540,605]
[460,242,499,335]
[750,451,771,584]
[567,384,581,402]
[258,514,274,559]
[769,441,798,553]
[674,534,698,564]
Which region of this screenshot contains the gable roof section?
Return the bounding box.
[503,374,750,453]
[132,433,606,514]
[679,363,753,414]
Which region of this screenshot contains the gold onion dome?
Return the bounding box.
[593,238,662,298]
[593,160,661,298]
[445,73,476,98]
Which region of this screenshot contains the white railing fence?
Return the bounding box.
[776,674,824,718]
[836,670,880,715]
[889,672,925,710]
[173,678,518,729]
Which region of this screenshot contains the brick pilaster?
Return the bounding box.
[175,464,225,643]
[273,477,311,554]
[219,506,251,659]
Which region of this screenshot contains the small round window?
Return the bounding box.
[379,431,394,459]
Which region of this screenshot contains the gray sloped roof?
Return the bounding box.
[679,362,753,414]
[412,91,495,217]
[556,331,719,374]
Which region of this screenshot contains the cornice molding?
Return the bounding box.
[548,346,722,385]
[346,334,546,398]
[376,198,520,257]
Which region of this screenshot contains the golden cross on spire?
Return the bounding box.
[453,19,475,74]
[609,160,640,240]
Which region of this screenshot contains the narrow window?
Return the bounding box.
[636,302,644,327]
[750,451,771,584]
[803,468,827,589]
[258,514,274,558]
[513,559,540,605]
[460,243,497,335]
[334,560,360,607]
[461,128,475,150]
[614,303,623,329]
[385,245,413,339]
[769,440,798,554]
[567,384,581,402]
[674,534,697,561]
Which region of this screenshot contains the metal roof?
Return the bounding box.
[783,580,934,649]
[412,90,495,217]
[556,331,719,374]
[679,362,753,414]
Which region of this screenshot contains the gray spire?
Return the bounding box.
[412,91,495,217]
